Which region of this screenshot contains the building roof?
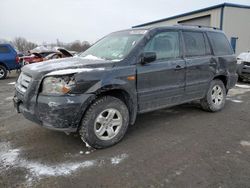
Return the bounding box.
[133,3,250,28]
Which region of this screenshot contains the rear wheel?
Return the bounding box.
[200,79,226,112]
[0,65,7,80]
[79,96,129,149]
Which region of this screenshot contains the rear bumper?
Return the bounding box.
[227,73,238,89]
[14,92,94,132]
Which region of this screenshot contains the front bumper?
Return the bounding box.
[237,63,250,79]
[14,91,94,132]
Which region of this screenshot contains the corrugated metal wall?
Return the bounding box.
[143,8,222,29]
[223,6,250,55]
[178,15,211,27]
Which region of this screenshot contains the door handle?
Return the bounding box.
[175,65,183,70]
[209,62,217,66]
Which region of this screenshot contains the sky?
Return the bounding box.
[0,0,250,44]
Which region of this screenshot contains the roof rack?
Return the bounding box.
[174,24,221,30]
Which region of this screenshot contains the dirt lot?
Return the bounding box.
[0,72,250,188]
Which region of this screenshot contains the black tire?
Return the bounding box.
[0,65,7,80]
[200,79,226,112]
[79,96,129,149]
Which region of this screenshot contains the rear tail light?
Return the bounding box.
[16,56,20,63]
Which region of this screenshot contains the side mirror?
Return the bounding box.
[140,52,156,65]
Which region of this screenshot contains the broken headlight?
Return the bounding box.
[42,76,76,94]
[237,59,243,65]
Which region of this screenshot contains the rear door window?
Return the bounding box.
[144,31,180,60]
[183,31,207,57]
[207,32,233,56]
[0,46,10,53]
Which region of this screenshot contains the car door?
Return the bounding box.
[182,31,214,101]
[136,30,186,113]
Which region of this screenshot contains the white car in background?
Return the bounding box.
[237,52,250,82]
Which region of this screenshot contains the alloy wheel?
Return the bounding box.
[211,85,223,106]
[94,108,123,141]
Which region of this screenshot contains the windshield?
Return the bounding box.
[79,30,147,61]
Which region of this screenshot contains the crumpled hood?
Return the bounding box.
[238,52,250,63]
[22,56,114,78]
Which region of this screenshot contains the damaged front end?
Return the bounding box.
[14,70,95,133]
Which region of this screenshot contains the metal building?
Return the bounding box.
[133,3,250,55]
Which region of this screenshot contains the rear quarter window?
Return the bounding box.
[207,32,233,56]
[0,46,10,53]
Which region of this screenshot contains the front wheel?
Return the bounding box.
[79,96,129,149]
[200,79,226,112]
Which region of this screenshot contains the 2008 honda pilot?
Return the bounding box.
[14,26,238,149]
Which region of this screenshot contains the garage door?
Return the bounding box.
[178,15,211,27]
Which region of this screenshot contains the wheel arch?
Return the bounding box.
[0,62,8,70]
[94,88,137,125]
[213,75,228,89]
[77,86,137,131]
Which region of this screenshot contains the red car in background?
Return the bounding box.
[20,52,45,64]
[19,48,73,65]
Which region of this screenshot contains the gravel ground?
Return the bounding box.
[0,72,250,188]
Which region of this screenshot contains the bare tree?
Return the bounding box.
[26,41,37,51]
[12,37,37,52]
[12,37,26,52]
[81,41,91,52]
[67,40,90,52]
[8,37,90,53]
[69,40,82,52]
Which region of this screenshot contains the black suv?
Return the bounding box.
[14,26,237,149]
